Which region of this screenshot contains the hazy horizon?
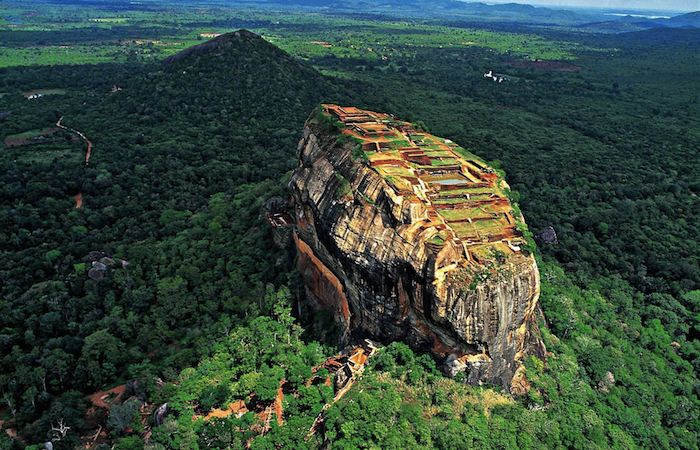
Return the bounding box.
[469,0,699,13]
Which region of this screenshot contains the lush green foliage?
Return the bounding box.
[322,262,700,449]
[148,292,334,450]
[0,30,344,447]
[0,1,698,449]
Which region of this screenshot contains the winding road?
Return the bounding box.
[56,116,92,208]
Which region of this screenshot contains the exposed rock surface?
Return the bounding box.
[597,371,615,393]
[84,251,129,281]
[153,403,169,427]
[535,226,558,245]
[290,105,545,390]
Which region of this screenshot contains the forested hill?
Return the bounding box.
[0,30,348,446]
[164,29,280,64]
[103,28,342,186]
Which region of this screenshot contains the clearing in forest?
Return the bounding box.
[4,127,63,147]
[22,88,67,99]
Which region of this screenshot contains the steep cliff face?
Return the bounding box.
[290,105,545,390]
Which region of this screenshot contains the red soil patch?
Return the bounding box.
[85,140,92,163]
[88,384,126,410]
[274,385,284,426]
[75,192,83,209]
[202,399,249,420]
[506,60,581,72]
[348,348,368,367]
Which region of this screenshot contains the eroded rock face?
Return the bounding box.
[290,105,545,390]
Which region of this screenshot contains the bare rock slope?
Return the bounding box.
[290,105,545,390]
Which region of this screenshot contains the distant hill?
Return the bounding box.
[663,10,700,27]
[113,29,346,179]
[580,10,700,33]
[163,29,267,64]
[611,26,700,47]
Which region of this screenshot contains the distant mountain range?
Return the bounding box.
[245,0,603,24]
[580,10,700,33]
[245,0,699,31]
[42,0,700,32]
[638,10,700,28]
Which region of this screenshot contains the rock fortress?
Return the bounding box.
[290,104,545,391]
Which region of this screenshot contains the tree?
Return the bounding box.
[107,398,142,435]
[77,330,124,388]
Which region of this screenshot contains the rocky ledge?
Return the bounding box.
[290,105,545,391]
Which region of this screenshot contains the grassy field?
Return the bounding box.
[0,46,117,67]
[4,127,54,144]
[0,40,202,67]
[264,20,588,61]
[0,3,592,68]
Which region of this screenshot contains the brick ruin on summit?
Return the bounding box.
[323,104,526,264]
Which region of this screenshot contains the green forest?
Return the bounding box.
[0,1,699,449]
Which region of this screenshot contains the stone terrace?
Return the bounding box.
[323,104,526,264]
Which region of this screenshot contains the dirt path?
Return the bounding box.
[56,116,92,164]
[56,116,92,208]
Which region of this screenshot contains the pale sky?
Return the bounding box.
[477,0,699,12]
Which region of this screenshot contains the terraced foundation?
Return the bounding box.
[323,104,525,265]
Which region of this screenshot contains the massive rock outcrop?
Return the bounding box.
[290,105,545,390]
